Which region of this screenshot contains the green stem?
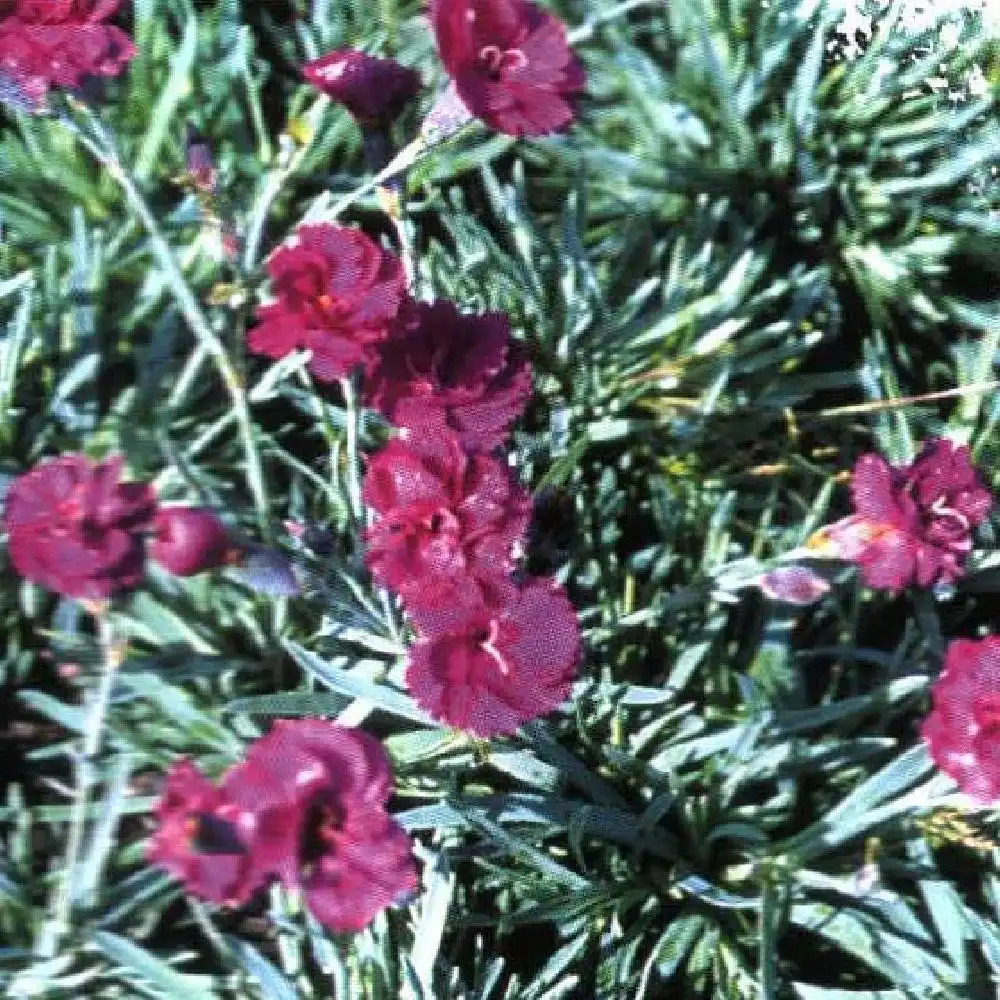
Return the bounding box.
[40,610,123,956]
[969,319,1000,454]
[67,107,271,538]
[242,95,329,272]
[304,138,425,227]
[567,0,660,43]
[340,376,363,521]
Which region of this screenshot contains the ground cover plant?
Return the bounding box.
[0,0,999,997]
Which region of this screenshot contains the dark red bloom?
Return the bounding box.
[0,0,135,107]
[303,49,420,126]
[922,637,1000,803]
[430,0,584,137]
[151,506,237,577]
[362,435,531,610]
[406,577,579,737]
[3,453,157,600]
[220,720,418,933]
[146,759,259,906]
[842,438,993,592]
[365,300,532,453]
[248,224,406,383]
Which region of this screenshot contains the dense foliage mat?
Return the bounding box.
[1,1,999,998]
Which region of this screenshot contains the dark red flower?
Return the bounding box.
[842,438,993,592]
[303,49,420,126]
[362,435,530,610]
[922,637,1000,803]
[248,224,406,383]
[0,0,135,107]
[220,720,418,933]
[430,0,584,137]
[147,759,259,906]
[151,506,238,577]
[3,453,157,600]
[364,300,532,453]
[405,577,579,737]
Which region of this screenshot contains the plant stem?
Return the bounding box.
[65,106,271,538]
[40,609,124,956]
[810,379,1000,418]
[340,376,363,521]
[243,95,330,272]
[305,138,425,227]
[567,0,660,43]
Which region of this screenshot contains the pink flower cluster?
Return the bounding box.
[364,306,579,735]
[0,0,134,107]
[302,0,584,138]
[248,219,580,736]
[148,720,417,932]
[2,453,238,599]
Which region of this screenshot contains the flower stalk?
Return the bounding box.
[63,104,272,539]
[39,607,125,956]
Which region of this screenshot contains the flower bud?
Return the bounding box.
[151,506,234,577]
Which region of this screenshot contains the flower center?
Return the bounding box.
[314,292,352,327]
[929,496,971,532]
[299,797,346,875]
[476,619,510,676]
[426,507,460,537]
[185,813,245,855]
[975,694,1000,735]
[476,45,528,80]
[55,484,87,524]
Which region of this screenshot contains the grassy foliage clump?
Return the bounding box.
[1,1,1000,998]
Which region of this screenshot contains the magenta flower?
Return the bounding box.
[149,723,417,932]
[406,577,579,737]
[151,506,238,577]
[430,0,584,137]
[851,439,992,590]
[0,0,135,107]
[219,720,418,933]
[248,224,406,382]
[303,49,420,126]
[922,637,1000,803]
[146,760,258,906]
[364,300,532,453]
[362,435,531,611]
[808,438,993,592]
[3,454,157,600]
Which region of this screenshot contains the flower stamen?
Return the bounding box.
[478,619,510,676]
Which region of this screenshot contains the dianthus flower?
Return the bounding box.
[149,722,418,932]
[3,453,157,600]
[430,0,584,136]
[151,506,239,577]
[922,637,1000,803]
[248,224,406,382]
[807,438,992,592]
[364,300,532,453]
[303,49,420,126]
[362,435,531,611]
[219,720,418,933]
[0,0,135,107]
[146,759,259,906]
[406,577,579,737]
